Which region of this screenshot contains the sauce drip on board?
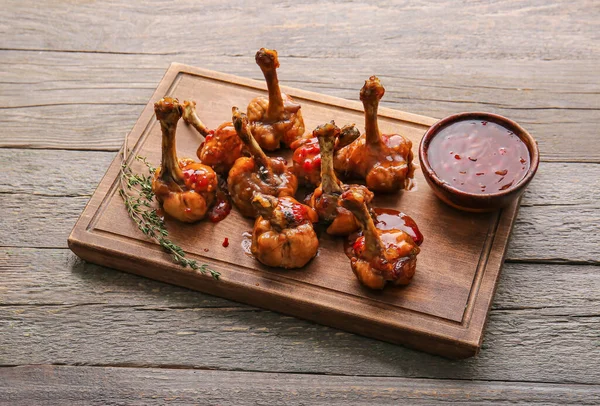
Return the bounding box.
[427,120,530,194]
[344,209,423,258]
[208,190,232,222]
[207,176,232,223]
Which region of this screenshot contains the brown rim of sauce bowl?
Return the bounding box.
[419,112,539,212]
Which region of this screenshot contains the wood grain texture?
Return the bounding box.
[3,194,597,263]
[1,50,598,161]
[2,150,598,262]
[2,248,599,384]
[65,64,515,358]
[1,0,597,60]
[2,249,598,314]
[1,365,599,405]
[2,303,599,384]
[2,0,599,398]
[0,149,115,197]
[3,148,599,204]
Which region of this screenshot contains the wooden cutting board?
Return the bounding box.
[68,63,520,359]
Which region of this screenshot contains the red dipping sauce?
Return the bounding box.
[427,120,530,194]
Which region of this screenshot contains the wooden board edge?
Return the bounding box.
[65,62,180,247]
[62,62,516,359]
[67,229,478,359]
[472,198,523,350]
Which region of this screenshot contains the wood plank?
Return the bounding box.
[0,149,115,197]
[2,249,599,384]
[1,50,598,161]
[1,365,599,405]
[2,243,599,385]
[2,193,596,263]
[0,0,597,391]
[2,149,599,205]
[2,248,598,316]
[0,103,144,151]
[0,194,89,248]
[508,205,600,263]
[0,248,233,308]
[2,303,599,384]
[0,249,600,383]
[1,0,597,60]
[1,150,599,263]
[2,52,598,110]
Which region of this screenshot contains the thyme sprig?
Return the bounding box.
[118,140,220,280]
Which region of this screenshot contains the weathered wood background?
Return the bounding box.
[1,0,599,404]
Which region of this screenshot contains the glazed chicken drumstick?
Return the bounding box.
[334,76,414,193]
[251,193,319,269]
[228,107,298,217]
[291,123,360,187]
[181,100,211,137]
[341,188,419,290]
[247,48,305,151]
[151,97,218,222]
[182,100,245,174]
[309,122,373,236]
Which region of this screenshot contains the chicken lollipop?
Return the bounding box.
[181,100,245,174]
[251,193,319,269]
[309,122,373,236]
[247,48,305,150]
[334,76,414,193]
[291,124,360,187]
[152,97,218,222]
[341,188,419,290]
[228,107,298,217]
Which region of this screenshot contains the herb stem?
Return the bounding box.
[118,136,220,280]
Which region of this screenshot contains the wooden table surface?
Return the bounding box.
[1,1,599,404]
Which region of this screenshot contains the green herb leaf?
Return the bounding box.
[118,145,220,280]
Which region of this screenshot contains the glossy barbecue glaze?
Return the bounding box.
[227,107,298,217]
[251,194,319,269]
[309,122,373,236]
[247,48,305,150]
[334,76,414,193]
[340,188,420,290]
[151,97,218,223]
[182,100,245,175]
[291,124,360,187]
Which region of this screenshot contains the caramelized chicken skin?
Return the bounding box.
[182,100,245,174]
[251,193,319,269]
[291,124,360,187]
[309,122,373,236]
[152,97,218,222]
[341,188,419,289]
[228,107,298,217]
[290,135,321,186]
[334,76,414,193]
[247,48,305,150]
